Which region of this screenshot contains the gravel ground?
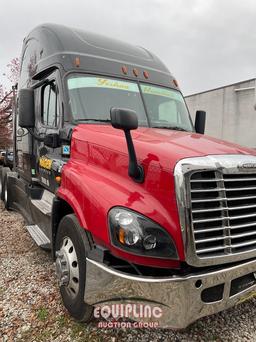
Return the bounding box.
[1,201,256,341]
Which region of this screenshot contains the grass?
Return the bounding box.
[37,307,49,321]
[0,286,5,299]
[70,321,86,338]
[56,314,68,327]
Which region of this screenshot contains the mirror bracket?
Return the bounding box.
[110,107,144,183]
[44,133,60,148]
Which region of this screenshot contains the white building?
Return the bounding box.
[185,79,256,148]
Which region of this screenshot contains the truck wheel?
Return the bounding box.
[3,171,16,209]
[0,167,10,202]
[55,214,93,322]
[0,167,2,200]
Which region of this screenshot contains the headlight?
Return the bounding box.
[108,207,178,259]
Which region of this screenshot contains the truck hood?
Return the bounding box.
[66,125,256,266]
[72,125,256,171]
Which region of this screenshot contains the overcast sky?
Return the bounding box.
[1,0,256,95]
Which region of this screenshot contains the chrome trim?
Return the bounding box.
[84,257,256,329]
[174,154,256,267]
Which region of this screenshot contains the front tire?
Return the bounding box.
[55,214,93,322]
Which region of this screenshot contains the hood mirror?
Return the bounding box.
[110,108,144,183]
[195,110,206,134]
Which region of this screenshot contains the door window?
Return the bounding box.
[42,82,59,126]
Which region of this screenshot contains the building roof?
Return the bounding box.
[186,78,256,97]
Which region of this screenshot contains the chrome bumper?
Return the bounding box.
[84,258,256,329]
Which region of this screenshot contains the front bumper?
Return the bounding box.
[85,258,256,329]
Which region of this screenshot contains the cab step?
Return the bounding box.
[31,190,54,215]
[25,224,51,248]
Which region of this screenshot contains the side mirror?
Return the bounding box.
[110,108,144,183]
[195,110,206,134]
[18,88,35,128]
[110,107,138,131]
[44,133,60,148]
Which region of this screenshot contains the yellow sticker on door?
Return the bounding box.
[39,157,53,170]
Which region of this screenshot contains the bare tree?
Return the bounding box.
[0,58,20,149]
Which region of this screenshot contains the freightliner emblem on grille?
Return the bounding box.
[238,163,256,170]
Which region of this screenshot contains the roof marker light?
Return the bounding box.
[121,66,128,74]
[173,79,179,87]
[74,57,80,68]
[143,71,149,79]
[133,68,139,77]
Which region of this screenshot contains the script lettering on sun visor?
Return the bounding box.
[141,84,183,102]
[68,77,139,92]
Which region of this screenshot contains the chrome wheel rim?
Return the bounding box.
[55,236,79,298]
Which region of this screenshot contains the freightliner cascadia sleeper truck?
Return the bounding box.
[1,24,256,328]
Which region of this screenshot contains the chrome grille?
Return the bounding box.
[190,171,256,258]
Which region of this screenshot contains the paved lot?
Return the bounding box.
[1,201,256,341]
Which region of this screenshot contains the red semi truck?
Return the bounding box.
[1,23,256,328]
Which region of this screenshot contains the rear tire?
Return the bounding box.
[0,166,2,200]
[55,214,93,322]
[0,167,10,202]
[4,171,16,209]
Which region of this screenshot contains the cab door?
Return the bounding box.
[35,70,62,191]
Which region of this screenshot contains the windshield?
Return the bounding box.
[67,75,193,131]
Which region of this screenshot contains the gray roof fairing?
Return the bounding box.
[25,24,176,86]
[25,23,172,76]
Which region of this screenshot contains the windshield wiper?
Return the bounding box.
[152,125,188,131]
[76,118,111,123]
